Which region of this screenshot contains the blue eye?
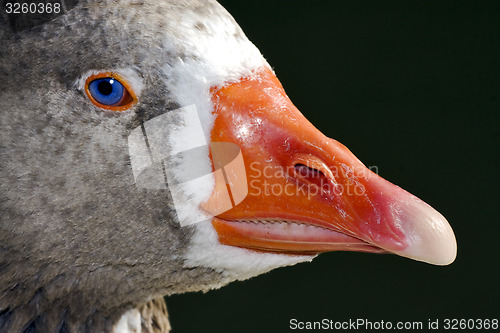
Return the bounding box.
[85,73,136,111]
[88,78,125,105]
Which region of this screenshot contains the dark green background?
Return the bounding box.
[168,1,500,332]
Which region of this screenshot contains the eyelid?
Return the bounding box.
[84,72,137,111]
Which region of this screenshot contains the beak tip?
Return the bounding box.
[404,232,457,266]
[397,200,457,266]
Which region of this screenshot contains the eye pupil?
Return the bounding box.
[86,75,134,109]
[97,80,113,96]
[85,74,135,110]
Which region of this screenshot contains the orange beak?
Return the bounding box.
[205,67,456,265]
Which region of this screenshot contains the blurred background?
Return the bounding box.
[168,1,500,332]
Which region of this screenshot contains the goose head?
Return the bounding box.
[0,0,456,332]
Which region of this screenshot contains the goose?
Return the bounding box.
[0,0,457,332]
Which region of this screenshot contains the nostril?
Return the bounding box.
[294,163,326,179]
[290,155,338,195]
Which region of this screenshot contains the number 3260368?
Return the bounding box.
[5,2,61,14]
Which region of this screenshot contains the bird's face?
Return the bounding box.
[0,0,456,304]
